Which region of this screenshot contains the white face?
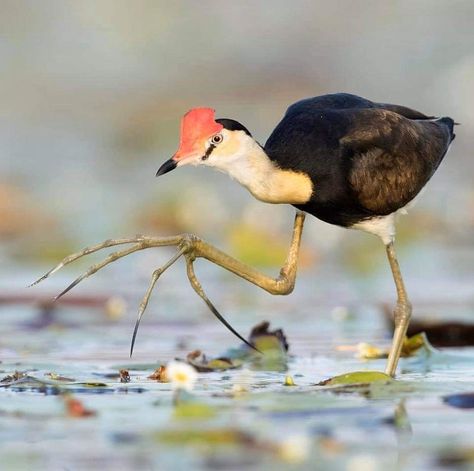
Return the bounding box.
[202,129,259,172]
[175,129,257,173]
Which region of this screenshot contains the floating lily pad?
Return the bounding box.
[173,402,217,420]
[318,371,393,386]
[249,321,288,353]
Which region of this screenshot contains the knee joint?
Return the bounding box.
[179,233,200,254]
[271,278,294,296]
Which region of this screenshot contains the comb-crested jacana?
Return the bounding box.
[33,93,455,376]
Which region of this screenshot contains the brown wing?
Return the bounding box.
[341,109,453,215]
[376,102,435,120]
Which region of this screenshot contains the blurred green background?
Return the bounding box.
[1,0,473,294]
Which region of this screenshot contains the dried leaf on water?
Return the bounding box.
[186,350,242,372]
[0,371,27,384]
[119,369,131,383]
[148,365,169,382]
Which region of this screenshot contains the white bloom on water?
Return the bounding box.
[166,361,198,392]
[278,434,311,463]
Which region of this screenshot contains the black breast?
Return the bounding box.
[264,93,455,227]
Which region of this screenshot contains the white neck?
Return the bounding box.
[209,135,313,204]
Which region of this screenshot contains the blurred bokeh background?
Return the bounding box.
[1,0,473,320]
[2,4,474,468]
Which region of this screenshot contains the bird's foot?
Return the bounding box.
[30,234,257,355]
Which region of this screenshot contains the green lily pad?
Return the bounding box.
[173,402,217,420]
[249,321,288,353]
[401,332,434,356]
[318,371,393,386]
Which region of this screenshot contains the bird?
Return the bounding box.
[32,93,455,377]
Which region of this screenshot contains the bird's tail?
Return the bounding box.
[438,117,457,141]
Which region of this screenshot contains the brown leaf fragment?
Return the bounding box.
[148,365,169,382]
[185,350,239,372]
[119,369,131,383]
[1,371,26,383]
[65,397,96,418]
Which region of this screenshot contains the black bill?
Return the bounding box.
[156,158,177,176]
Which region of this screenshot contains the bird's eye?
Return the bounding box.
[211,134,223,145]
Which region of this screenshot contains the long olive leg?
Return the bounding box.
[384,242,412,377]
[190,210,305,295]
[32,211,306,352]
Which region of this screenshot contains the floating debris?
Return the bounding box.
[186,350,242,372]
[148,365,169,382]
[119,369,131,383]
[1,371,27,383]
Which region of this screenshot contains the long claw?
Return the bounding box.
[29,238,143,287]
[54,244,145,301]
[129,248,185,357]
[185,258,261,353]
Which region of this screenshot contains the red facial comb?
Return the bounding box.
[175,108,223,159]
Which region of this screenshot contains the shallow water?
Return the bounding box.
[1,245,474,471]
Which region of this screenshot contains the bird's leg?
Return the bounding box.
[384,242,412,377]
[32,211,306,351]
[190,210,306,295]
